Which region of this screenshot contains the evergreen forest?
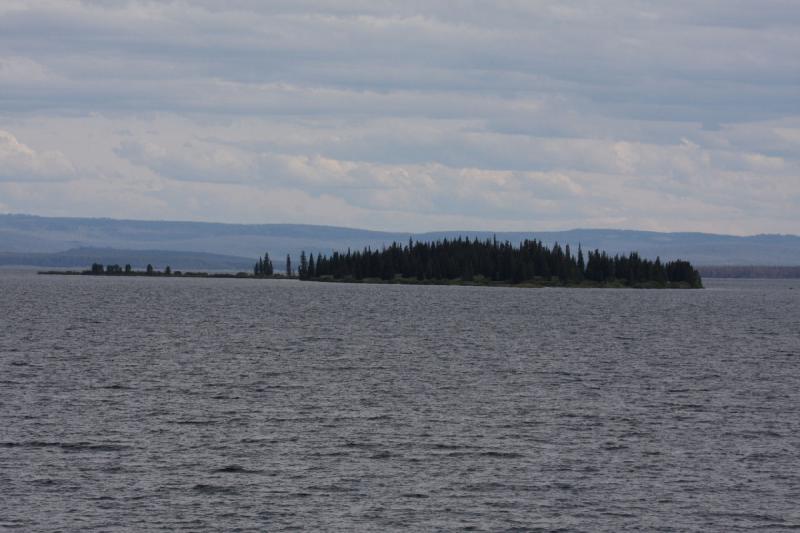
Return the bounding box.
[274,237,703,288]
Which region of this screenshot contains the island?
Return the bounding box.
[286,237,702,288]
[40,237,702,288]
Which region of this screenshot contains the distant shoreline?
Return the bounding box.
[36,270,280,280]
[37,270,698,288]
[302,276,697,289]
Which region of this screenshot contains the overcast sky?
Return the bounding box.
[1,1,798,234]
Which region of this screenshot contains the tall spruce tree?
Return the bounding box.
[264,252,273,276]
[299,251,308,279]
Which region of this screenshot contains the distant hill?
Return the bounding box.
[697,266,800,279]
[1,214,799,268]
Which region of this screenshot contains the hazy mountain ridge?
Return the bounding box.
[1,214,799,268]
[697,266,800,279]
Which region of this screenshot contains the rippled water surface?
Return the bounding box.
[1,272,799,531]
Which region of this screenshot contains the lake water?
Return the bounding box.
[1,272,799,531]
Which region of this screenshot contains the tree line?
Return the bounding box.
[262,236,702,288]
[253,252,296,277]
[90,263,171,275]
[82,263,250,278]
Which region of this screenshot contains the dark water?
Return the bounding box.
[1,272,799,532]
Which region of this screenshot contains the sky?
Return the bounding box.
[0,1,798,235]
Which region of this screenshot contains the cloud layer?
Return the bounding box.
[0,1,798,234]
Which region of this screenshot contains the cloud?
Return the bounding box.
[114,138,258,183]
[1,2,798,120]
[0,130,75,181]
[0,1,798,234]
[0,56,55,85]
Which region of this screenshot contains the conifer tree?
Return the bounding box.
[264,252,273,276]
[299,251,308,279]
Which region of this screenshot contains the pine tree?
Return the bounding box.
[264,253,273,276]
[299,251,308,279]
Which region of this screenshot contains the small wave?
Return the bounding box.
[443,451,476,458]
[62,442,130,452]
[486,500,516,508]
[737,451,784,462]
[30,478,58,485]
[369,451,392,459]
[306,484,353,493]
[464,482,509,491]
[431,443,478,450]
[432,443,460,449]
[707,511,789,523]
[737,430,784,438]
[401,493,429,499]
[479,451,525,458]
[192,484,238,495]
[1,441,129,452]
[212,465,262,474]
[344,441,377,449]
[174,420,216,426]
[308,451,350,458]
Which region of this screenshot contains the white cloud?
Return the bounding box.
[0,130,75,181]
[0,1,798,234]
[0,56,55,84]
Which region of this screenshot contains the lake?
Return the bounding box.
[1,272,799,531]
